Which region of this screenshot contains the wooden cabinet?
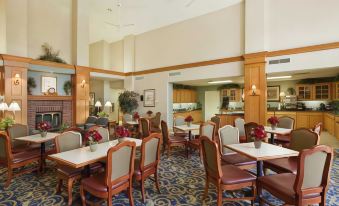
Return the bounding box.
[296,84,313,100]
[216,114,244,127]
[266,111,297,127]
[296,112,323,129]
[313,83,331,100]
[173,110,202,123]
[324,113,335,135]
[333,82,339,100]
[220,89,241,102]
[335,117,339,139]
[173,89,197,103]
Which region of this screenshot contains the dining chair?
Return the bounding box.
[210,116,221,138]
[160,120,188,157]
[134,133,162,203]
[258,145,333,206]
[150,112,161,133]
[89,126,110,143]
[77,116,97,130]
[234,118,246,143]
[0,133,41,188]
[139,118,151,138]
[275,116,295,145]
[244,122,258,142]
[200,136,256,206]
[80,141,136,206]
[217,125,256,170]
[263,128,319,174]
[173,116,187,137]
[7,124,34,153]
[55,131,84,206]
[312,122,323,136]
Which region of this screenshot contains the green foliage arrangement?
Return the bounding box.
[59,122,70,133]
[37,43,67,64]
[287,87,296,95]
[0,117,14,131]
[218,84,241,90]
[63,81,72,95]
[27,77,37,95]
[118,91,139,114]
[97,111,109,118]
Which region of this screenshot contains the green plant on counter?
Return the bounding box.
[118,91,139,114]
[0,117,14,131]
[27,77,37,95]
[59,122,70,133]
[97,111,109,118]
[37,43,67,64]
[287,87,296,95]
[218,84,241,90]
[63,80,72,95]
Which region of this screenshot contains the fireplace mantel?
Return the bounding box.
[28,95,73,101]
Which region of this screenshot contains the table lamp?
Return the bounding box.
[95,101,102,113]
[8,101,21,120]
[0,102,8,116]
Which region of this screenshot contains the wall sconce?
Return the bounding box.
[80,80,86,88]
[251,84,257,95]
[14,74,20,85]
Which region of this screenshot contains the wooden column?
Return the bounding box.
[243,52,267,125]
[74,66,90,124]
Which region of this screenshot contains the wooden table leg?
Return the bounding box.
[40,142,45,172]
[270,133,275,144]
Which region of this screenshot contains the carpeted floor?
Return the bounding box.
[0,148,338,206]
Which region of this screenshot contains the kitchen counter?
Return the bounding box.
[173,109,202,114]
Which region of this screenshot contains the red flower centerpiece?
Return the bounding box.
[85,130,103,152]
[133,112,140,121]
[250,125,267,149]
[37,121,51,137]
[115,126,131,143]
[267,116,279,130]
[185,115,194,127]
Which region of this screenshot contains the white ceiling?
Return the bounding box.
[89,0,243,43]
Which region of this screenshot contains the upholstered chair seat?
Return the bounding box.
[81,172,129,193]
[221,154,256,168]
[220,165,256,185]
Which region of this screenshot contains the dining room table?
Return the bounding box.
[48,137,142,176]
[15,132,60,172]
[224,142,298,177]
[264,126,292,144]
[173,124,200,141]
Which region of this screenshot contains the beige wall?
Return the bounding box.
[110,40,124,72]
[0,0,6,53]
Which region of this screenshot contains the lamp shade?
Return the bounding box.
[280,92,286,97]
[0,102,8,111]
[9,102,21,111]
[95,101,102,107]
[104,101,112,107]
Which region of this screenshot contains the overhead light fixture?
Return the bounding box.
[208,80,233,84]
[267,76,292,80]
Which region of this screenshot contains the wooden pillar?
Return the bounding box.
[74,66,90,124]
[244,52,267,125]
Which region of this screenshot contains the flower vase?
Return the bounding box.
[187,122,191,127]
[40,131,47,137]
[254,140,262,149]
[271,124,277,130]
[89,142,98,152]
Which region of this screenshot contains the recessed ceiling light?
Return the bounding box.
[267,76,292,80]
[208,80,233,84]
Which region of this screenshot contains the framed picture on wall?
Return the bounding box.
[144,89,155,107]
[41,76,57,93]
[267,86,280,102]
[89,92,95,106]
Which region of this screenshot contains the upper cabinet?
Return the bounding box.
[296,84,313,100]
[173,89,197,103]
[220,89,241,102]
[313,83,331,100]
[296,83,332,101]
[333,82,339,100]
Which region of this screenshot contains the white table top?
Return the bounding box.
[15,133,59,144]
[264,126,292,135]
[126,121,139,125]
[49,137,142,168]
[174,124,200,132]
[224,142,298,161]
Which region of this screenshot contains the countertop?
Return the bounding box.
[216,111,244,116]
[267,109,339,116]
[173,109,202,114]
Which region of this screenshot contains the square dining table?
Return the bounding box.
[224,142,298,177]
[173,124,200,141]
[264,126,292,144]
[15,132,60,171]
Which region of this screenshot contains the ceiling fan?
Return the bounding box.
[105,0,135,30]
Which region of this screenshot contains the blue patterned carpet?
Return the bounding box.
[0,149,338,206]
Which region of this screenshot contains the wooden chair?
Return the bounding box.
[134,133,162,203]
[244,122,258,142]
[263,128,319,174]
[88,126,110,142]
[139,118,151,138]
[160,120,188,157]
[150,112,161,133]
[234,118,246,143]
[210,116,221,138]
[312,122,323,136]
[258,145,333,206]
[7,124,35,153]
[80,141,136,206]
[275,116,295,145]
[173,116,187,137]
[200,136,256,206]
[217,125,256,170]
[0,133,41,188]
[55,131,83,206]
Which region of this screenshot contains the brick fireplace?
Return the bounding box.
[28,100,73,130]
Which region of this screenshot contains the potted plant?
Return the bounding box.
[268,116,279,130]
[250,125,267,149]
[97,111,109,118]
[85,130,103,152]
[185,115,194,127]
[37,121,52,137]
[118,91,139,114]
[63,80,72,95]
[37,43,67,64]
[146,110,153,117]
[0,117,14,131]
[133,112,140,121]
[115,126,131,143]
[27,77,37,95]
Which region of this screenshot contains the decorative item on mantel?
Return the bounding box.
[267,116,279,130]
[250,125,267,149]
[85,130,103,152]
[37,43,67,64]
[115,126,131,143]
[63,80,72,95]
[27,77,37,95]
[185,115,194,127]
[37,121,51,137]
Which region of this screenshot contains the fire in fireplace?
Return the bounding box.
[36,112,62,131]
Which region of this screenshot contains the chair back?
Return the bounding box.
[218,125,239,155]
[150,112,161,128]
[139,133,162,170]
[234,118,246,137]
[123,114,133,123]
[244,122,258,142]
[173,116,185,126]
[55,131,82,152]
[201,136,223,180]
[289,128,319,152]
[139,118,151,138]
[294,145,333,195]
[0,134,13,165]
[96,117,109,127]
[312,122,323,136]
[89,126,110,143]
[105,141,136,187]
[210,116,221,137]
[160,120,169,146]
[200,121,216,141]
[278,116,295,129]
[7,124,29,148]
[86,116,98,124]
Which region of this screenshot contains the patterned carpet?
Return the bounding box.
[0,148,338,206]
